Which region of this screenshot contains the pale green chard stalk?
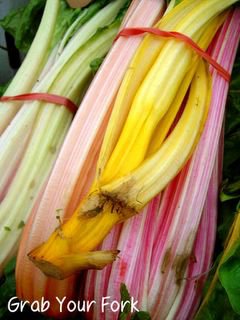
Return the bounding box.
[0,0,126,201]
[0,0,59,133]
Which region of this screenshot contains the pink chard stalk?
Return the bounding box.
[83,8,240,320]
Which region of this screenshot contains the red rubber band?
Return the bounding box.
[116,27,230,82]
[0,93,78,114]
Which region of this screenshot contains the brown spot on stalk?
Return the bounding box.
[172,230,197,284]
[173,253,190,285]
[80,191,137,221]
[190,253,197,263]
[103,195,137,221]
[80,192,105,217]
[194,279,201,290]
[55,214,65,239]
[83,208,103,217]
[49,145,57,154]
[161,248,172,274]
[29,180,35,189]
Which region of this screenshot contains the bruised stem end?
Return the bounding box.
[27,190,137,280]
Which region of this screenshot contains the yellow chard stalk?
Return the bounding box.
[29,0,238,279]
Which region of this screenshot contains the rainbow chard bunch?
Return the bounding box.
[29,0,239,276]
[2,0,238,319]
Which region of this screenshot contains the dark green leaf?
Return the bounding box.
[0,258,16,319]
[219,241,240,315]
[118,284,152,320]
[0,0,110,53]
[114,0,132,22]
[220,179,240,202]
[195,280,240,320]
[0,82,9,96]
[119,283,132,320]
[131,311,151,320]
[195,251,240,320]
[0,0,46,52]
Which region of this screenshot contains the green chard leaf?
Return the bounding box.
[131,311,151,320]
[0,0,46,52]
[220,179,240,202]
[0,0,111,53]
[219,241,240,315]
[0,258,16,319]
[195,280,240,320]
[118,283,151,320]
[114,0,132,22]
[52,0,120,50]
[119,283,132,320]
[0,82,9,96]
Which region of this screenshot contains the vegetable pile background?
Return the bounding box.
[0,0,240,319]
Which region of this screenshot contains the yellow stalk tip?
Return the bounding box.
[29,250,120,280]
